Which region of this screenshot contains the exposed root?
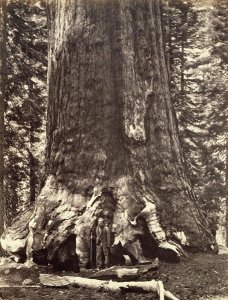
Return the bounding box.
[124,191,184,262]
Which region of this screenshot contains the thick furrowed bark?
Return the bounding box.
[1,0,216,266]
[46,0,214,250]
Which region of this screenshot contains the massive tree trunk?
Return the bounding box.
[1,0,215,266]
[0,0,6,255]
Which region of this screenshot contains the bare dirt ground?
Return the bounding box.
[0,253,227,300]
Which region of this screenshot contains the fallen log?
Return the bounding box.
[90,258,159,280]
[40,273,179,300]
[91,266,139,280]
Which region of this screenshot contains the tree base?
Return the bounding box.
[1,175,215,270]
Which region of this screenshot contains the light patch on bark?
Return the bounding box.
[111,177,184,259]
[86,186,102,208]
[140,199,166,243]
[124,97,147,142]
[114,175,167,245]
[1,235,26,254]
[112,177,166,249]
[74,195,101,262]
[174,231,188,246]
[51,0,85,56]
[26,175,86,257]
[112,177,136,245]
[0,209,31,254]
[119,3,148,143]
[24,175,112,264]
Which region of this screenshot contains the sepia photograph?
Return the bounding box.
[0,0,227,299]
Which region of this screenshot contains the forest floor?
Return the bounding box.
[0,252,227,300]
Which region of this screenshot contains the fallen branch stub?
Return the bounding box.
[39,273,179,300]
[90,258,159,280]
[91,266,139,281]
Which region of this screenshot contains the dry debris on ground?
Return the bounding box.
[0,253,227,300]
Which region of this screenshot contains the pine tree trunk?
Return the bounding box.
[29,151,36,204]
[29,125,36,204]
[180,9,187,96]
[0,0,6,254]
[1,0,215,266]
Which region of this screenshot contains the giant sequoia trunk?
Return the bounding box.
[1,0,216,266]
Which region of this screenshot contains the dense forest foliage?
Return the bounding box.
[4,0,47,224]
[1,0,227,242]
[163,0,228,236]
